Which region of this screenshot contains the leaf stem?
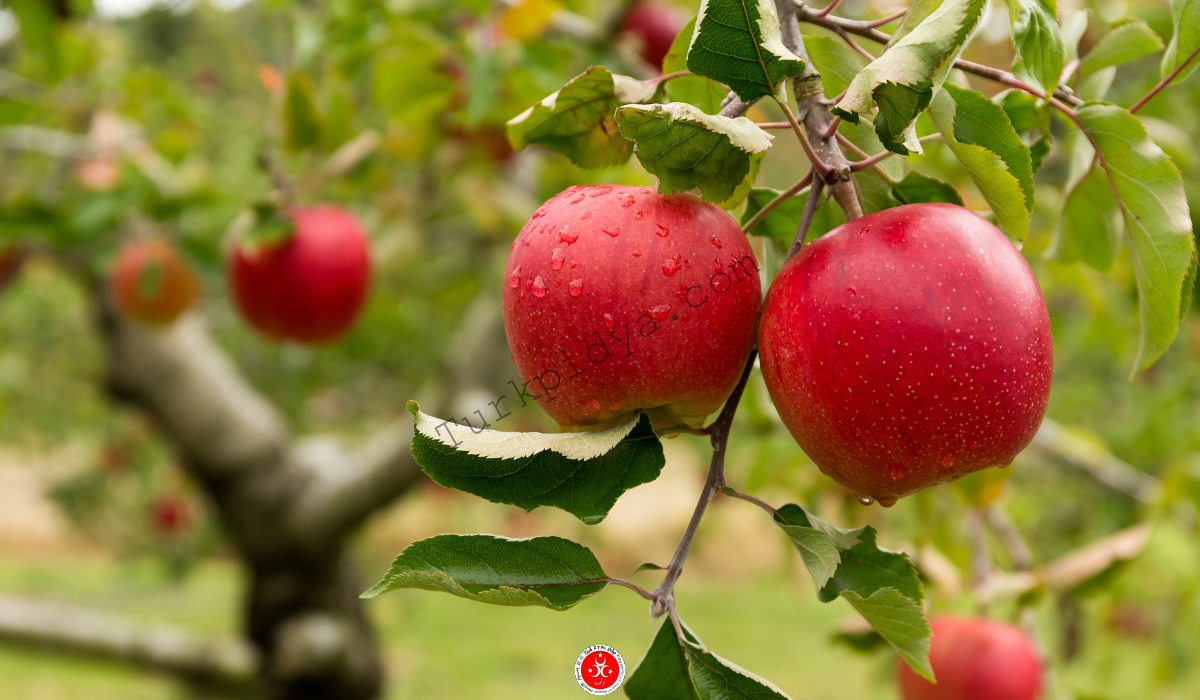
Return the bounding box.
[1129,44,1200,114]
[754,121,792,129]
[822,116,842,140]
[600,578,656,600]
[847,133,943,172]
[778,100,833,180]
[812,0,842,19]
[835,133,897,185]
[648,350,758,617]
[720,487,778,515]
[741,171,813,234]
[864,8,907,28]
[835,27,877,62]
[788,173,825,259]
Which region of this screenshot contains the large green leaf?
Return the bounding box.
[506,66,658,169]
[407,402,664,525]
[616,102,774,202]
[995,90,1052,172]
[833,0,988,154]
[362,534,608,610]
[888,0,945,45]
[1080,20,1164,76]
[773,504,932,680]
[1078,103,1196,374]
[1008,0,1065,99]
[929,84,1033,241]
[284,71,322,151]
[1163,0,1200,82]
[686,0,806,103]
[687,647,792,700]
[625,620,703,700]
[664,17,726,115]
[891,171,964,206]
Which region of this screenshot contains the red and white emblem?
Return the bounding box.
[575,644,625,695]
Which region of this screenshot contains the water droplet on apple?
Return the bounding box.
[569,278,583,297]
[603,313,615,328]
[603,227,621,237]
[632,247,642,257]
[580,211,591,220]
[619,193,635,208]
[941,452,956,467]
[888,464,906,480]
[662,255,682,277]
[856,495,875,506]
[998,459,1013,468]
[710,234,723,248]
[559,225,579,244]
[509,266,521,289]
[846,287,856,296]
[570,194,586,204]
[648,304,671,320]
[589,187,612,197]
[876,496,898,508]
[532,276,547,298]
[532,204,551,219]
[655,224,670,237]
[858,226,870,234]
[711,273,730,292]
[634,211,644,220]
[587,397,601,412]
[551,248,566,270]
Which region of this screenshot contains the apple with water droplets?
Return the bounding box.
[898,616,1044,700]
[503,184,760,431]
[758,203,1052,506]
[229,205,371,344]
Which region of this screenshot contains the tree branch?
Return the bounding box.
[0,594,257,689]
[1032,419,1162,503]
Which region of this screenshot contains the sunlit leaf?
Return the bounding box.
[687,646,792,699]
[1008,0,1065,99]
[686,0,806,103]
[1081,20,1164,76]
[664,17,726,115]
[626,620,702,700]
[1163,0,1200,82]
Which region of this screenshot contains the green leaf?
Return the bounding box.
[361,534,607,610]
[995,90,1052,173]
[625,620,702,700]
[506,66,658,169]
[284,71,322,151]
[1048,132,1120,272]
[774,503,865,589]
[8,0,61,80]
[407,402,665,525]
[616,103,774,203]
[1163,0,1200,83]
[687,646,792,700]
[1080,20,1164,76]
[719,152,764,210]
[1008,0,1065,99]
[818,527,932,680]
[1061,8,1090,62]
[888,0,944,45]
[929,85,1033,241]
[1077,102,1196,374]
[686,0,806,103]
[665,17,727,115]
[634,562,665,572]
[833,0,988,154]
[891,171,964,206]
[802,35,869,99]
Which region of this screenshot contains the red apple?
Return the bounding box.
[149,497,189,534]
[619,1,691,71]
[229,205,371,344]
[109,237,201,325]
[898,616,1044,700]
[503,184,760,431]
[758,203,1052,506]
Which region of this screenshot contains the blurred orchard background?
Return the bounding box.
[0,0,1199,698]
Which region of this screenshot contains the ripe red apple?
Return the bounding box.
[503,184,760,431]
[149,497,189,534]
[898,616,1044,700]
[229,205,371,344]
[109,237,201,325]
[619,1,691,71]
[758,203,1052,506]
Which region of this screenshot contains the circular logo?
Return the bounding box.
[575,644,625,695]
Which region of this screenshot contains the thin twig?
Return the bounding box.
[788,174,825,259]
[755,121,792,129]
[648,351,758,617]
[778,100,832,179]
[835,132,897,184]
[1130,43,1200,114]
[822,116,842,140]
[953,59,1084,107]
[836,28,877,62]
[983,505,1032,572]
[865,8,907,28]
[812,0,842,18]
[848,133,944,172]
[741,171,813,234]
[603,578,656,600]
[721,487,778,515]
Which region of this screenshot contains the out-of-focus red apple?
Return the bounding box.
[149,497,189,534]
[619,1,691,71]
[898,616,1043,700]
[758,203,1052,506]
[503,184,760,431]
[229,206,371,344]
[109,237,201,325]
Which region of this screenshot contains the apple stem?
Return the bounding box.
[647,350,758,618]
[788,173,825,259]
